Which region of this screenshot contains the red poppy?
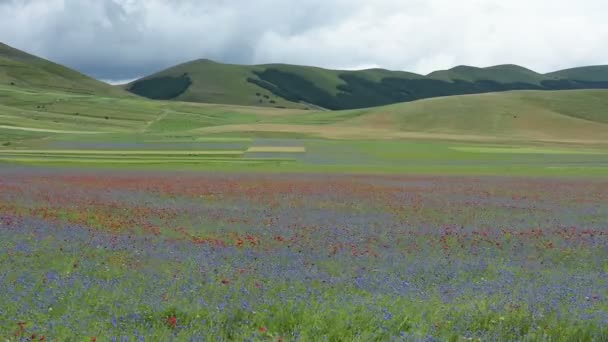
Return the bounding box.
[259,326,268,333]
[167,315,177,328]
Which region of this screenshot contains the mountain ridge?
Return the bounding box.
[126,58,608,110]
[2,42,607,111]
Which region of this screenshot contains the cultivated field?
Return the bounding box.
[1,169,606,340]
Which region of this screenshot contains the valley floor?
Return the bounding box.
[1,82,608,341]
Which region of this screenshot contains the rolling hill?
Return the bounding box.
[127,59,608,110]
[0,42,129,97]
[191,89,608,144]
[546,65,608,82]
[3,77,608,145]
[1,42,607,145]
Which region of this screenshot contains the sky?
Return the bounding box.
[1,0,607,83]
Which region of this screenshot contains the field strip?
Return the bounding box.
[195,137,253,142]
[247,146,306,153]
[0,154,244,160]
[0,125,110,134]
[0,149,245,155]
[450,146,608,155]
[0,157,294,164]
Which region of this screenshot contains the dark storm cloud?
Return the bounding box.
[1,0,607,82]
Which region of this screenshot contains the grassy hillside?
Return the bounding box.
[0,42,129,97]
[125,59,305,109]
[193,89,608,144]
[127,59,608,110]
[2,84,608,175]
[427,65,547,84]
[0,83,304,144]
[336,90,608,143]
[546,65,608,82]
[4,81,608,145]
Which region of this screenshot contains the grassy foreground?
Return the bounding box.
[1,171,607,341]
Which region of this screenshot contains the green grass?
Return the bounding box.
[1,82,608,177]
[427,64,547,84]
[547,65,608,82]
[2,139,607,177]
[450,146,608,155]
[331,90,608,143]
[126,59,306,109]
[0,43,129,97]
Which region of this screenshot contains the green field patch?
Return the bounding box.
[450,146,608,155]
[247,146,306,153]
[0,156,295,165]
[0,154,245,161]
[0,149,245,156]
[196,137,253,142]
[0,125,109,134]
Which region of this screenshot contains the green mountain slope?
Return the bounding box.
[0,42,129,97]
[546,65,608,82]
[335,89,608,142]
[126,59,306,109]
[188,89,608,144]
[4,78,608,144]
[427,65,547,84]
[127,59,608,110]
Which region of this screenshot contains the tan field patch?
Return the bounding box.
[247,146,306,153]
[191,123,608,145]
[191,123,515,141]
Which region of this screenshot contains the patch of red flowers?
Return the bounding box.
[167,315,177,329]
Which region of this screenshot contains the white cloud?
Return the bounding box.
[0,0,606,79]
[100,78,138,85]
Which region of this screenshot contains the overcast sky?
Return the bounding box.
[1,0,607,83]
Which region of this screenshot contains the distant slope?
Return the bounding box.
[0,42,128,97]
[196,89,608,144]
[2,80,608,145]
[427,65,547,84]
[330,89,608,143]
[546,65,608,82]
[126,59,306,109]
[128,59,608,110]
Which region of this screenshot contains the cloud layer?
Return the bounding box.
[1,0,607,81]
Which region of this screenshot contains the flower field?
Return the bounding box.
[0,168,607,341]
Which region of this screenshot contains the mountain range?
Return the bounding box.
[125,58,608,110]
[2,41,608,111]
[1,42,608,145]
